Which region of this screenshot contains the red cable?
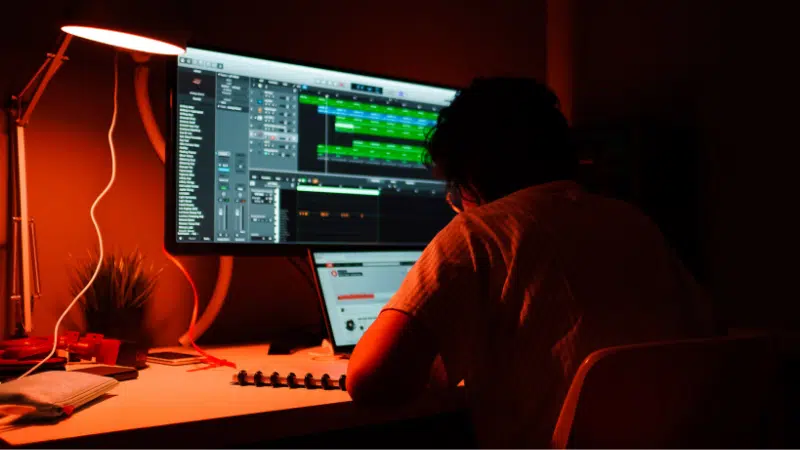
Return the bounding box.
[163,249,236,371]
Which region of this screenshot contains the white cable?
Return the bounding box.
[18,52,120,380]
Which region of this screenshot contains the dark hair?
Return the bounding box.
[425,77,575,202]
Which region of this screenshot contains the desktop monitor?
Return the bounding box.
[165,46,458,255]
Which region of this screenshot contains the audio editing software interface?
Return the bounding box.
[175,48,457,245]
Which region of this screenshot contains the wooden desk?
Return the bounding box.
[0,345,467,448]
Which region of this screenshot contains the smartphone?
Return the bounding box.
[146,351,205,366]
[73,365,139,381]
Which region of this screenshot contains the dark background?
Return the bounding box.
[1,0,797,346]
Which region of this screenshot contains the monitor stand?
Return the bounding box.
[266,329,324,355]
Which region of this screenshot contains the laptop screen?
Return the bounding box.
[312,250,422,349]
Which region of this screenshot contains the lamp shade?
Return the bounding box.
[61,26,185,55]
[59,0,187,55]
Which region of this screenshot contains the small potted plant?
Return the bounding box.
[70,249,160,369]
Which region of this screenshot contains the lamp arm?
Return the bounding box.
[132,61,234,346]
[16,34,73,127]
[7,33,73,335]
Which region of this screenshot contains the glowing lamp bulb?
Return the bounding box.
[61,26,185,55]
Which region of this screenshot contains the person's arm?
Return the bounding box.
[346,310,440,407]
[346,217,489,407]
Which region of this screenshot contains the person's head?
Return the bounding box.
[425,77,575,211]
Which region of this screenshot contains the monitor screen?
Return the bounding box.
[167,47,458,253]
[312,250,421,349]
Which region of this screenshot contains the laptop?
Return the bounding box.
[309,249,423,354]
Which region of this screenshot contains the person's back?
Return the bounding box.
[344,77,714,448]
[437,180,713,447]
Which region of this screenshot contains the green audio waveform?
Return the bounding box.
[333,117,430,141]
[317,140,427,164]
[299,94,438,120]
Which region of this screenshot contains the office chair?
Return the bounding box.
[551,334,799,448]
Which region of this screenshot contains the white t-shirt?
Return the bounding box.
[382,180,714,448]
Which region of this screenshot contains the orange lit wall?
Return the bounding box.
[1,0,547,344]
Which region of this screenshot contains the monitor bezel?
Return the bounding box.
[165,44,458,256]
[307,248,424,354]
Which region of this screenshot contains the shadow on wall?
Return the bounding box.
[568,0,720,323]
[574,119,706,284]
[194,256,323,347]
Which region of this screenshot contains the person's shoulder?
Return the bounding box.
[464,182,560,220]
[428,209,501,256]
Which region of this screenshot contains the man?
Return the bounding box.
[346,78,714,448]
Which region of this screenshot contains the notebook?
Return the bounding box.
[0,371,118,424]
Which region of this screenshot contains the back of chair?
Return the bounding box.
[552,334,799,448]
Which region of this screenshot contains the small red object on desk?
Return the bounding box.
[0,331,122,365]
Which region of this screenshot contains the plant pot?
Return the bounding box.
[92,312,151,369]
[116,339,149,370]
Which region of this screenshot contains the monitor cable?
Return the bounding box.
[163,250,236,370]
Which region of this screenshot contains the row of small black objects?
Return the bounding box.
[234,370,347,390]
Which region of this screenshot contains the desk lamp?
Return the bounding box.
[6,13,185,338]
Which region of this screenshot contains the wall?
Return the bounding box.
[566,0,799,331]
[568,0,718,278]
[1,109,7,337]
[705,1,799,330]
[1,0,547,345]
